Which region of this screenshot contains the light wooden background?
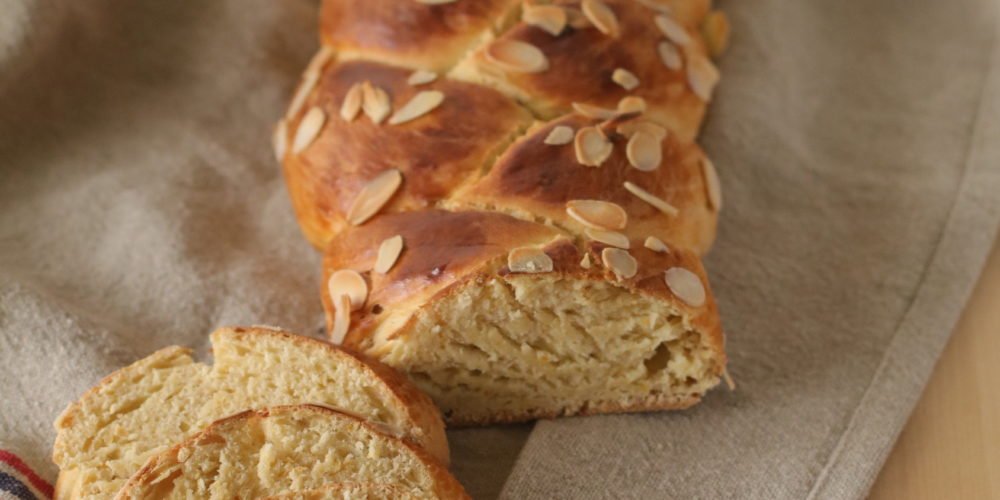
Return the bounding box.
[869,238,1000,499]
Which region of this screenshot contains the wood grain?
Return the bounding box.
[869,239,1000,499]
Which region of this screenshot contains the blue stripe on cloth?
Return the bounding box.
[0,470,38,500]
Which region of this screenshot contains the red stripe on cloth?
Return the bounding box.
[0,450,54,499]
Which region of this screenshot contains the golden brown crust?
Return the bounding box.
[445,392,702,427]
[452,0,713,141]
[319,0,520,72]
[452,114,717,253]
[214,326,450,465]
[283,60,532,248]
[116,405,469,500]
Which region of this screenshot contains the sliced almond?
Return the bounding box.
[340,83,363,121]
[617,96,647,115]
[655,14,691,46]
[612,68,640,91]
[625,132,662,172]
[330,294,352,344]
[485,40,549,73]
[585,228,630,249]
[644,236,670,253]
[291,106,326,154]
[327,269,368,311]
[508,247,553,273]
[272,120,287,161]
[388,90,445,125]
[523,4,567,36]
[407,69,438,86]
[287,71,320,119]
[723,367,737,391]
[544,125,575,145]
[702,10,730,58]
[580,253,592,269]
[702,156,722,210]
[657,41,683,70]
[304,46,335,77]
[564,7,592,29]
[624,181,678,216]
[416,0,457,4]
[567,200,627,230]
[572,102,619,120]
[347,169,403,225]
[582,0,620,37]
[602,248,638,280]
[374,235,404,274]
[361,82,392,124]
[635,0,672,13]
[664,267,705,307]
[616,120,668,141]
[687,52,720,102]
[574,126,614,167]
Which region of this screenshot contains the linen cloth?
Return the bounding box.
[1,0,999,498]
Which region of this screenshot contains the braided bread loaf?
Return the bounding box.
[277,0,730,425]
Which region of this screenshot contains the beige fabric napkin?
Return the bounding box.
[1,0,998,499]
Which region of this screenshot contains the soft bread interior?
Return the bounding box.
[117,407,460,500]
[54,328,446,500]
[375,275,722,424]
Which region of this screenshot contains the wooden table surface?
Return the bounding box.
[869,238,1000,499]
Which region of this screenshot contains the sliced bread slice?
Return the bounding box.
[53,326,447,500]
[115,405,467,499]
[262,483,418,500]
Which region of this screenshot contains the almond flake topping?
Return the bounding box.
[330,294,351,344]
[617,96,647,114]
[624,181,678,216]
[347,169,403,225]
[272,120,287,161]
[292,106,326,154]
[485,40,549,73]
[572,102,619,120]
[340,83,363,121]
[566,199,628,230]
[389,90,445,125]
[361,82,392,124]
[625,132,662,172]
[523,4,567,36]
[564,7,592,29]
[287,71,320,119]
[585,228,630,249]
[374,235,404,274]
[655,14,691,46]
[687,52,720,101]
[664,267,706,307]
[508,247,553,273]
[612,68,640,90]
[702,156,722,210]
[544,125,575,145]
[304,46,335,77]
[574,126,613,167]
[644,236,670,253]
[657,41,683,70]
[582,0,620,37]
[580,253,592,269]
[617,120,668,140]
[328,269,368,311]
[602,248,638,280]
[407,69,438,86]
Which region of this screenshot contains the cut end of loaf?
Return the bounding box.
[373,274,723,424]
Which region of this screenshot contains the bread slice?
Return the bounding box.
[52,326,448,500]
[263,483,417,500]
[115,405,467,499]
